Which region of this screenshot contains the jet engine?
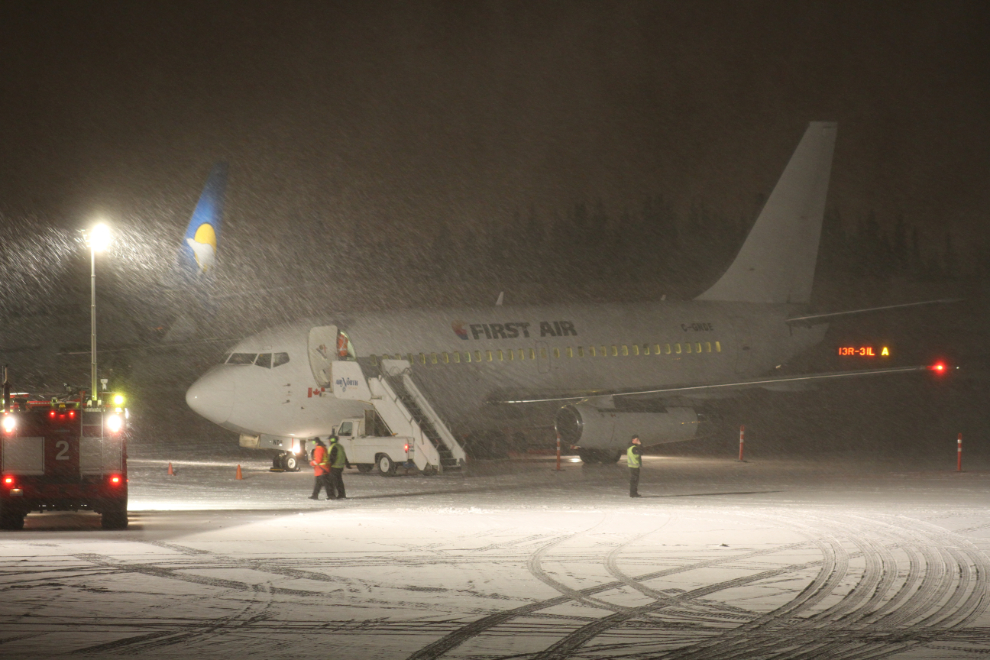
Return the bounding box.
[554,404,699,462]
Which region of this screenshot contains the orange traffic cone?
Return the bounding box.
[167,462,174,476]
[235,464,243,480]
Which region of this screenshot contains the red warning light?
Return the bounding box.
[110,475,121,485]
[931,362,947,373]
[3,476,13,486]
[68,410,76,419]
[404,443,409,453]
[49,410,56,418]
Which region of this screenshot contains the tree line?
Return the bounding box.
[328,198,981,304]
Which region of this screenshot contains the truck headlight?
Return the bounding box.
[106,414,123,433]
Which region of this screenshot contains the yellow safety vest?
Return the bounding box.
[626,445,641,468]
[329,441,348,468]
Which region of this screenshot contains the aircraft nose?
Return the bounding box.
[185,367,234,424]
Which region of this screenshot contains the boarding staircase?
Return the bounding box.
[331,358,466,473]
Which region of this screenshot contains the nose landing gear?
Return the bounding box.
[272,451,302,472]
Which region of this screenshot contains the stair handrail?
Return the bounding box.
[400,373,467,463]
[369,370,443,471]
[375,375,417,432]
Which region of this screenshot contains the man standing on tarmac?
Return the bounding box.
[309,438,332,500]
[327,435,352,500]
[627,435,643,498]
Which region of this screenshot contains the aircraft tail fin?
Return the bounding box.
[176,162,228,284]
[160,163,228,341]
[696,122,836,304]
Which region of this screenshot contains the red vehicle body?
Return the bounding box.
[1,397,128,530]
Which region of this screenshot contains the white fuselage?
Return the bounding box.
[186,300,826,440]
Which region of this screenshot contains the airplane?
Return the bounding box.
[185,123,953,465]
[0,163,228,392]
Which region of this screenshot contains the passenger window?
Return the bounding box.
[566,347,573,358]
[686,343,693,354]
[475,350,482,362]
[419,353,426,364]
[578,346,584,358]
[226,353,257,365]
[621,345,628,356]
[445,352,452,363]
[273,352,290,368]
[553,347,560,358]
[675,343,682,354]
[699,342,705,353]
[589,346,596,357]
[486,350,493,362]
[464,352,471,363]
[715,341,722,353]
[529,348,536,360]
[665,344,671,354]
[601,345,607,357]
[430,353,438,364]
[255,353,272,368]
[540,348,548,359]
[632,345,639,356]
[497,350,503,361]
[517,349,524,360]
[507,349,513,361]
[453,352,460,363]
[610,345,617,357]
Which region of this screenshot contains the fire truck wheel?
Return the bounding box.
[101,502,129,530]
[376,454,396,476]
[0,505,25,530]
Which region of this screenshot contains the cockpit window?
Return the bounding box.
[273,352,290,367]
[255,353,272,368]
[337,421,353,436]
[226,353,257,365]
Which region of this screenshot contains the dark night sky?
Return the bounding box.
[2,1,988,249]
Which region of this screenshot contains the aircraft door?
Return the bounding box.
[536,341,551,374]
[308,325,338,387]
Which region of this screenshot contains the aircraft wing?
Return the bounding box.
[786,299,962,326]
[493,364,950,404]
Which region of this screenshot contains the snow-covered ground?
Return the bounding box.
[3,454,990,659]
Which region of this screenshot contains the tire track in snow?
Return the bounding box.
[406,537,818,660]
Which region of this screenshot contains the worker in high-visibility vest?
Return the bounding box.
[626,435,643,498]
[308,438,333,500]
[327,435,352,500]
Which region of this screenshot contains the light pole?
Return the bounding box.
[86,222,112,405]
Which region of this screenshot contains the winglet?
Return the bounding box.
[696,123,836,304]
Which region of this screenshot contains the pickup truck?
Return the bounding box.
[332,415,437,476]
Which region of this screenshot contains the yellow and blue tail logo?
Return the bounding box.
[178,162,227,281]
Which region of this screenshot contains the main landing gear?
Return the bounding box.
[577,449,623,465]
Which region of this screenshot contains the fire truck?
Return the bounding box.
[1,378,129,531]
